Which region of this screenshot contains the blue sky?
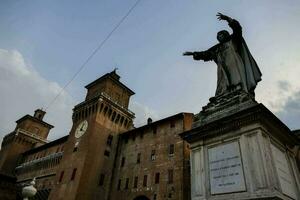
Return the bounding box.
[1,0,300,141]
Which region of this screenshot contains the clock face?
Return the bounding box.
[75,120,88,138]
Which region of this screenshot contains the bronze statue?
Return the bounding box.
[184,13,262,97]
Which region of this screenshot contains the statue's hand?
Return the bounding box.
[183,51,194,56]
[217,12,230,21]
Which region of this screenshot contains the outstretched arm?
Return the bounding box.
[183,50,214,61]
[217,13,242,38]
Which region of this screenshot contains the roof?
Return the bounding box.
[85,71,135,95]
[121,112,192,136]
[22,135,68,156]
[16,115,54,129]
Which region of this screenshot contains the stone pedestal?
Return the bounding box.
[181,93,300,200]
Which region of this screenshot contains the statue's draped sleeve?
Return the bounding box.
[193,50,215,61]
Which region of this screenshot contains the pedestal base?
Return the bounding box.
[181,103,300,200]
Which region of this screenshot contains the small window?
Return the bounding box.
[117,179,121,190]
[108,109,112,117]
[121,157,125,167]
[103,106,108,115]
[125,178,129,189]
[143,175,147,187]
[99,174,105,186]
[170,120,175,128]
[104,150,110,157]
[115,114,120,123]
[168,169,173,184]
[151,150,156,161]
[111,112,116,121]
[169,144,175,155]
[59,171,64,182]
[168,193,172,198]
[73,147,78,152]
[137,153,141,164]
[153,194,157,200]
[134,176,138,188]
[71,168,77,181]
[106,135,113,146]
[140,131,144,139]
[155,172,160,184]
[152,126,157,134]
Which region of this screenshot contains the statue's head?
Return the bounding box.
[217,30,230,43]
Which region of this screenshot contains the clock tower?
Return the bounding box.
[49,70,135,200]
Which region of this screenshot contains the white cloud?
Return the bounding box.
[0,49,74,143]
[129,101,160,127]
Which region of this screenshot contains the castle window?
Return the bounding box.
[151,150,156,161]
[137,153,141,164]
[124,119,128,127]
[59,171,64,182]
[106,135,113,146]
[85,109,88,118]
[134,176,138,188]
[121,157,125,167]
[143,175,147,187]
[170,120,175,128]
[152,126,157,134]
[169,144,175,155]
[153,194,157,200]
[98,174,105,186]
[117,179,121,190]
[104,150,110,157]
[71,168,77,181]
[95,103,98,112]
[140,131,144,139]
[168,169,173,184]
[99,104,104,113]
[88,107,92,116]
[115,114,120,123]
[125,178,129,189]
[111,111,116,121]
[120,116,124,125]
[108,109,112,117]
[103,106,108,115]
[155,172,160,184]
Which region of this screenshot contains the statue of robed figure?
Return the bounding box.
[184,13,262,97]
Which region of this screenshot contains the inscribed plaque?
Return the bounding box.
[208,141,246,194]
[271,144,297,199]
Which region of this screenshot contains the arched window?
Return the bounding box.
[111,112,116,122]
[120,116,124,125]
[108,109,112,117]
[99,104,104,113]
[103,106,108,115]
[115,114,120,123]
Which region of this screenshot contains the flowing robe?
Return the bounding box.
[193,19,262,96]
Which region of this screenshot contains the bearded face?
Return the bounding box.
[217,30,230,43]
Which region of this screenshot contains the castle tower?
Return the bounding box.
[0,109,53,176]
[49,70,135,200]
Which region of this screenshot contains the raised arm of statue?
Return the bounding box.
[217,13,242,38]
[228,19,242,39]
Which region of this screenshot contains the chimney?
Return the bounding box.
[147,118,152,124]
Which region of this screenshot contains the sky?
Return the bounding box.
[0,0,300,142]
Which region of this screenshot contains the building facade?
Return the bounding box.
[0,71,193,200]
